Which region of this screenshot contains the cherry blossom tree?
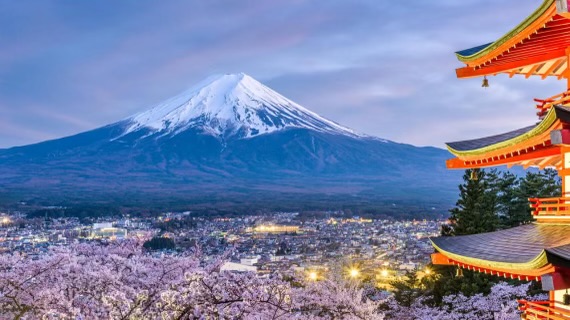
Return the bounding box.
[0,241,548,320]
[0,241,383,320]
[384,281,547,320]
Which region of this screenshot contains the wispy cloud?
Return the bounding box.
[0,0,561,148]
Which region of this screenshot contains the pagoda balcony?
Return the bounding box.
[529,197,570,220]
[518,300,570,320]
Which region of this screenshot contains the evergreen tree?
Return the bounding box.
[433,168,556,304]
[445,169,499,236]
[487,170,523,228]
[390,271,421,307]
[519,168,560,199]
[497,169,560,227]
[143,236,176,251]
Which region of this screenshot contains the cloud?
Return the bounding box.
[0,0,560,148]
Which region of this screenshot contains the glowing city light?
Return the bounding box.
[308,271,318,281]
[349,268,360,278]
[1,217,10,224]
[380,269,389,277]
[425,267,432,275]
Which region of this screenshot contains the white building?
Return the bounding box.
[220,262,257,273]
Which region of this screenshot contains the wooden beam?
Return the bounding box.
[558,63,569,79]
[542,58,565,79]
[566,47,570,89]
[537,156,556,169]
[446,146,561,169]
[526,63,541,78]
[457,50,566,78]
[522,160,533,169]
[433,254,556,278]
[431,253,453,265]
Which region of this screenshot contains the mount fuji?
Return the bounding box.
[0,73,460,208]
[123,73,361,140]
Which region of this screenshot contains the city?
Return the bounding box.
[0,209,441,285]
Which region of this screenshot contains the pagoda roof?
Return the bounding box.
[455,0,570,79]
[447,125,537,152]
[445,105,570,169]
[546,243,570,261]
[431,224,570,273]
[455,43,493,58]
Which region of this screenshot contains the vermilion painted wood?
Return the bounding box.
[446,146,561,169]
[462,4,558,67]
[430,253,557,279]
[457,51,567,78]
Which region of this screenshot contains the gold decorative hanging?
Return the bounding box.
[470,170,478,181]
[482,76,489,88]
[455,267,464,278]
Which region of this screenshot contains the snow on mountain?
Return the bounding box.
[123,73,362,139]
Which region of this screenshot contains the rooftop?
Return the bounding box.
[431,224,570,271]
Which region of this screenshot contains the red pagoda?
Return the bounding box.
[431,0,570,318]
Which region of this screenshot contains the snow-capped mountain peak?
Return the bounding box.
[123,73,361,139]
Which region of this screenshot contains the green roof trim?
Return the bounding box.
[456,0,554,63]
[446,105,558,157]
[432,240,549,271]
[430,224,570,271]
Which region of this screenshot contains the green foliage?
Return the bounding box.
[143,236,176,251]
[434,168,557,304]
[445,169,499,236]
[154,217,196,232]
[495,169,560,228]
[445,168,561,236]
[390,271,421,307]
[426,265,497,305]
[27,206,120,219]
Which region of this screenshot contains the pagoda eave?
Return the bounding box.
[444,105,570,169]
[456,50,568,79]
[455,0,556,66]
[446,145,562,170]
[454,0,570,79]
[431,253,552,280]
[430,224,570,281]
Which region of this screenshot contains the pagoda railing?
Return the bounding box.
[518,300,570,320]
[529,197,570,217]
[535,90,570,118]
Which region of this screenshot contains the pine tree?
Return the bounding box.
[445,169,499,236]
[519,168,560,199]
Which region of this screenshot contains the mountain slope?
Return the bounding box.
[123,73,361,139]
[0,73,460,208]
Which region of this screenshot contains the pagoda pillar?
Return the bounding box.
[562,146,570,196]
[566,47,570,90]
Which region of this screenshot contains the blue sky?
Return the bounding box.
[0,0,563,148]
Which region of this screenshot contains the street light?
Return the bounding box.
[349,268,360,278]
[380,269,389,277]
[308,271,318,281]
[425,267,432,276]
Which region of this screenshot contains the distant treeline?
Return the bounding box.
[18,201,448,220]
[26,206,122,219]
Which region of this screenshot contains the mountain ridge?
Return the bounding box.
[0,73,460,208]
[120,73,365,141]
